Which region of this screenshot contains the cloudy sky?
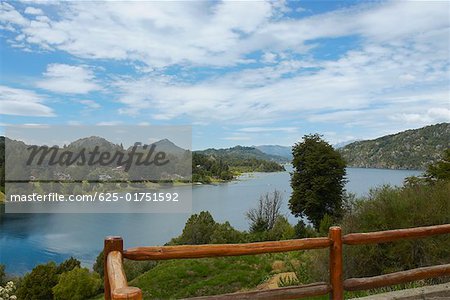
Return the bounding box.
[0,0,449,149]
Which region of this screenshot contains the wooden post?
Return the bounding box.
[329,227,343,300]
[104,236,123,300]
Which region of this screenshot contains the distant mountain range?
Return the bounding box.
[255,145,293,160]
[339,123,450,170]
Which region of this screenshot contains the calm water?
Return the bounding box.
[0,167,421,275]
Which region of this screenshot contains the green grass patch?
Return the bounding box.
[130,254,286,299]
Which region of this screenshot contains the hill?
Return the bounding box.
[340,123,450,170]
[197,145,289,163]
[255,145,292,160]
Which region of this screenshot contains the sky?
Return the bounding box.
[0,0,449,150]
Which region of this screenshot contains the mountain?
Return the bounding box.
[255,145,292,160]
[333,140,358,149]
[340,123,450,170]
[197,145,289,163]
[151,139,187,156]
[68,136,120,151]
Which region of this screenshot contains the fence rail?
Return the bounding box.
[104,224,450,300]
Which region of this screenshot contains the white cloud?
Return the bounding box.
[36,64,101,94]
[238,127,298,133]
[222,135,251,141]
[1,1,447,68]
[97,121,123,126]
[24,7,43,15]
[0,2,28,26]
[79,99,101,109]
[0,1,448,140]
[112,34,449,128]
[0,85,54,117]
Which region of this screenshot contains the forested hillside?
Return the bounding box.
[197,145,289,163]
[340,123,450,170]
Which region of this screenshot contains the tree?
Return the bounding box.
[16,262,58,300]
[0,264,5,285]
[57,257,81,274]
[53,267,102,300]
[425,148,450,182]
[289,134,346,229]
[177,211,217,245]
[210,221,245,244]
[246,190,283,233]
[93,251,104,278]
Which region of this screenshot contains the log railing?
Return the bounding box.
[104,224,450,300]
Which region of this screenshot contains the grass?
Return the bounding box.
[128,253,305,299]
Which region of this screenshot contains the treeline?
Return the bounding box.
[192,152,284,183]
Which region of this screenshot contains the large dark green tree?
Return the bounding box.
[289,134,346,229]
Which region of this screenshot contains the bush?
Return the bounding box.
[0,264,5,285]
[16,262,58,300]
[342,182,450,278]
[57,257,81,274]
[210,221,246,244]
[267,216,295,241]
[171,211,217,245]
[53,267,102,300]
[0,281,17,300]
[294,220,317,238]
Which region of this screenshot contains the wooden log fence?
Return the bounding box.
[104,224,450,300]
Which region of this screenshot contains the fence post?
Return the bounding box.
[104,236,123,300]
[329,226,343,300]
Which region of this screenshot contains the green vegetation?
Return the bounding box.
[131,256,272,299]
[53,267,102,300]
[246,190,282,233]
[340,182,450,279]
[192,152,234,183]
[340,123,450,170]
[192,148,285,183]
[168,211,244,245]
[197,145,288,163]
[0,265,6,286]
[0,281,17,300]
[290,134,346,229]
[15,258,81,300]
[425,148,450,182]
[17,262,59,300]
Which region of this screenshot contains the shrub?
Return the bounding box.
[210,221,246,244]
[16,262,58,300]
[342,182,450,278]
[57,257,81,274]
[0,264,5,285]
[53,267,101,300]
[294,220,317,238]
[0,281,17,300]
[173,211,217,245]
[267,216,295,241]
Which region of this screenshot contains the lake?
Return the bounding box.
[0,167,422,275]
